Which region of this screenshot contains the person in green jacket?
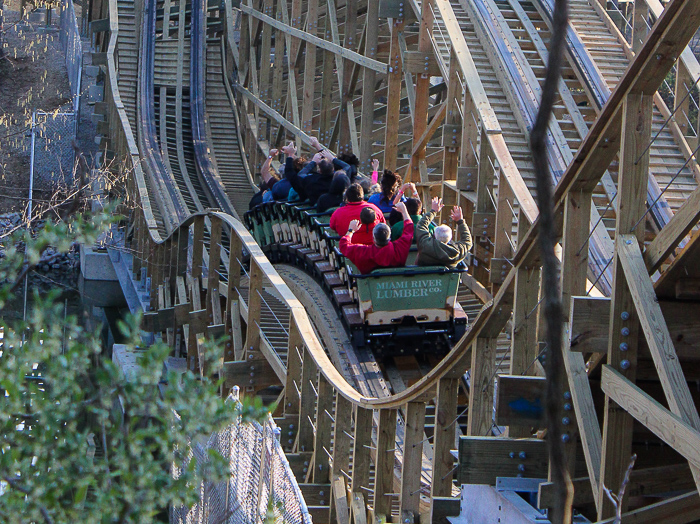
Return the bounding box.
[416,197,473,267]
[390,198,435,241]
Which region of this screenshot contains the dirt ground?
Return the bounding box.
[0,1,72,214]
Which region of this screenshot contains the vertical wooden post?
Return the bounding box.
[410,0,434,184]
[474,129,496,285]
[510,264,540,437]
[467,337,496,437]
[431,377,459,506]
[674,62,695,146]
[319,14,335,143]
[373,408,397,520]
[132,212,142,277]
[359,1,379,172]
[330,393,353,523]
[631,0,647,53]
[300,0,319,138]
[383,18,405,172]
[313,373,333,483]
[350,406,373,519]
[207,216,222,315]
[244,257,263,354]
[441,51,461,184]
[296,347,317,453]
[258,0,273,138]
[598,92,653,519]
[192,215,205,282]
[225,230,243,362]
[400,401,426,519]
[338,0,358,151]
[284,316,303,415]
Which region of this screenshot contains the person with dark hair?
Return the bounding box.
[387,208,403,228]
[337,153,360,180]
[390,197,435,240]
[368,170,405,213]
[329,183,385,244]
[416,197,473,267]
[339,202,414,274]
[286,140,353,204]
[317,172,350,212]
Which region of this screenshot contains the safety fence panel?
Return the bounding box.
[30,111,77,186]
[58,0,83,114]
[171,392,313,524]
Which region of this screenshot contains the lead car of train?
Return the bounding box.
[245,200,470,357]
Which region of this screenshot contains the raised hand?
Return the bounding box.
[281,141,296,156]
[269,148,279,157]
[312,152,324,163]
[348,219,360,233]
[431,196,444,213]
[450,206,463,222]
[310,136,322,150]
[371,158,380,171]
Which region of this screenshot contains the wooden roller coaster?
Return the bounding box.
[88,0,700,520]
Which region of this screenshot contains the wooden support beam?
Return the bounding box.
[495,375,544,427]
[538,463,694,509]
[313,374,334,483]
[400,402,426,519]
[383,19,405,172]
[330,393,353,523]
[296,347,317,453]
[602,365,700,470]
[599,91,653,519]
[373,408,397,520]
[431,376,459,518]
[284,320,303,415]
[467,337,496,436]
[617,235,700,491]
[239,3,386,73]
[350,407,372,500]
[597,491,700,524]
[457,437,548,485]
[358,1,379,172]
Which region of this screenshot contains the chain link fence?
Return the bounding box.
[58,0,82,115]
[30,111,78,186]
[170,391,313,524]
[28,0,84,188]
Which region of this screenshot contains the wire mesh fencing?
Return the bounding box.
[170,390,313,524]
[58,0,83,115]
[30,111,78,186]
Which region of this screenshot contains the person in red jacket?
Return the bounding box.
[329,183,385,245]
[340,202,414,274]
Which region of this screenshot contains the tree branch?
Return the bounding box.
[529,0,573,522]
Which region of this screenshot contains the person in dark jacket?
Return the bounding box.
[317,172,350,212]
[415,197,472,267]
[337,153,360,181]
[272,142,307,200]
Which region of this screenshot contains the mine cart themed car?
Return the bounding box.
[245,202,469,356]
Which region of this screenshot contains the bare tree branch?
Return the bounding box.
[529,0,573,522]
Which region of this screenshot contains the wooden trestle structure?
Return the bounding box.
[87,0,700,519]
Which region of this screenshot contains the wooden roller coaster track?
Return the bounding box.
[88,0,700,520]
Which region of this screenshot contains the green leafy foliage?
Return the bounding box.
[0,211,271,522]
